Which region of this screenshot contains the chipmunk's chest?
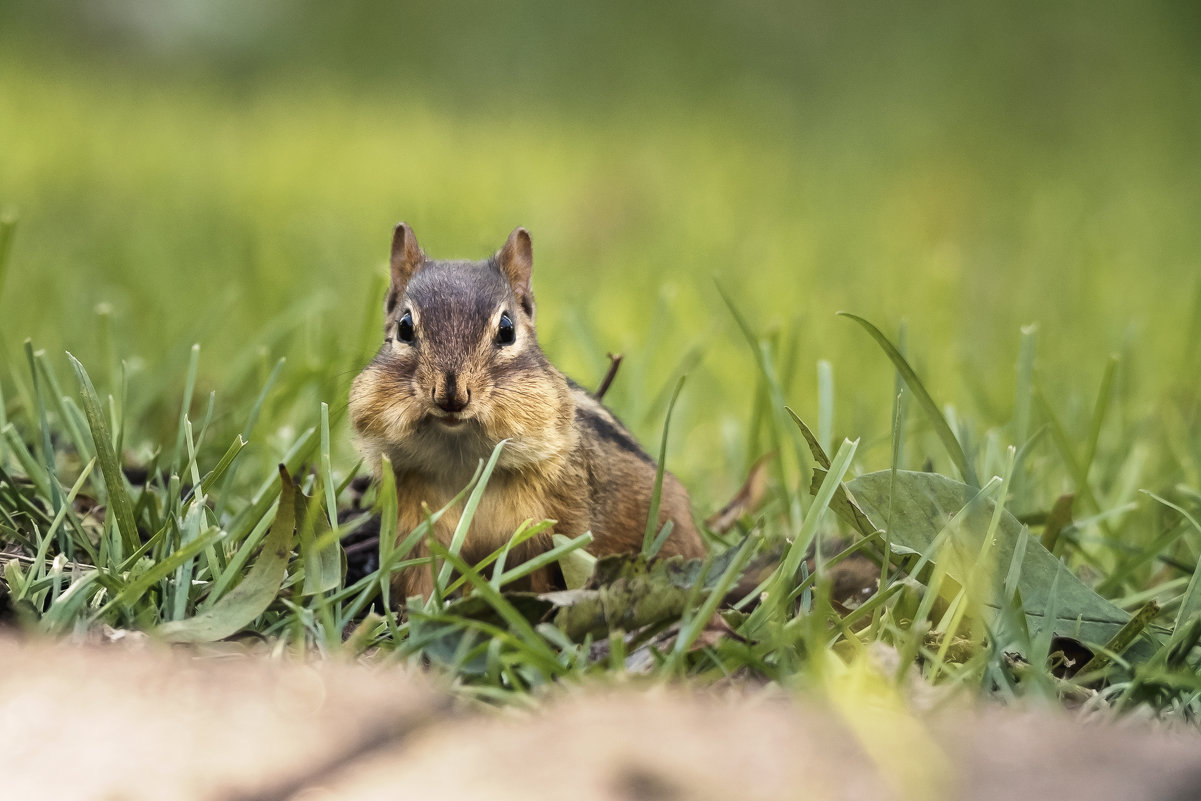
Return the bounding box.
[395,472,566,559]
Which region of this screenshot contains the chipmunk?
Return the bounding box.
[348,223,706,600]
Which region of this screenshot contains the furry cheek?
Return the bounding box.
[477,375,574,468]
[349,368,420,441]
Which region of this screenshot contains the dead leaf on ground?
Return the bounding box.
[706,454,772,534]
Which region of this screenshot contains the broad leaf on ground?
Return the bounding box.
[154,466,297,643]
[845,469,1158,662]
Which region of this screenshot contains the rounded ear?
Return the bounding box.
[390,222,425,292]
[496,227,534,313]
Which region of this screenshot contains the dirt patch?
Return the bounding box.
[0,635,447,801]
[1,636,1199,801]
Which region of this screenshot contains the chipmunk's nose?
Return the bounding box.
[434,371,470,413]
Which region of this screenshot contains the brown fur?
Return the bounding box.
[349,223,706,601]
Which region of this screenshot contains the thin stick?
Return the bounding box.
[596,353,623,400]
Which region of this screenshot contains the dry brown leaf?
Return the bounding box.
[706,454,771,534]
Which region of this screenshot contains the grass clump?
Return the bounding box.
[3,275,1201,723]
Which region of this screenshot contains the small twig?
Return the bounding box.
[343,537,381,556]
[596,353,623,400]
[1076,599,1160,679]
[2,552,97,573]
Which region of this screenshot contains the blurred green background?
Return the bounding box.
[2,1,1199,504]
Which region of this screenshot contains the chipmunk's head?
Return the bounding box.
[350,224,573,477]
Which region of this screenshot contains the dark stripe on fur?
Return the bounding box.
[575,405,653,464]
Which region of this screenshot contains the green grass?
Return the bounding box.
[3,2,1201,721]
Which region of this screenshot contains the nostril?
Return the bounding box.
[434,371,469,414]
[435,386,469,414]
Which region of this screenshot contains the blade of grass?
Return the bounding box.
[112,362,130,473]
[428,541,564,678]
[494,530,593,591]
[1029,561,1065,667]
[1142,490,1201,631]
[377,455,400,616]
[789,408,876,537]
[387,456,491,612]
[169,498,206,621]
[0,211,16,302]
[26,342,63,518]
[747,437,859,632]
[199,435,246,497]
[68,352,140,555]
[34,349,93,463]
[1033,383,1103,515]
[319,402,338,528]
[1038,493,1074,553]
[892,322,910,469]
[816,359,834,454]
[437,440,506,588]
[642,344,703,427]
[1096,517,1192,596]
[39,572,102,634]
[90,526,226,622]
[182,417,202,497]
[1011,324,1037,510]
[21,458,96,594]
[646,520,675,560]
[717,283,805,529]
[203,496,275,608]
[935,446,1017,666]
[644,375,685,555]
[94,302,116,392]
[230,426,318,543]
[155,466,298,643]
[443,519,546,594]
[1081,355,1118,490]
[215,357,285,517]
[669,535,757,666]
[170,344,200,474]
[552,532,597,589]
[3,424,51,499]
[838,312,978,487]
[1075,600,1161,679]
[298,488,342,596]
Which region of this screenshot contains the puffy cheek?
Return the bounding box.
[348,368,419,439]
[479,374,559,436]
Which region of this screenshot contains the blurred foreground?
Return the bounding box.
[4,635,1200,801]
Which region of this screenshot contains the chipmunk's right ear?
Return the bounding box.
[389,222,425,291]
[497,227,534,316]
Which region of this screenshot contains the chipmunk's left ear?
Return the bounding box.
[497,227,534,316]
[390,222,425,292]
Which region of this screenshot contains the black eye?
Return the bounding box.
[495,312,515,346]
[395,311,415,344]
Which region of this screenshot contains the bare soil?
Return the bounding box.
[1,635,1198,801]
